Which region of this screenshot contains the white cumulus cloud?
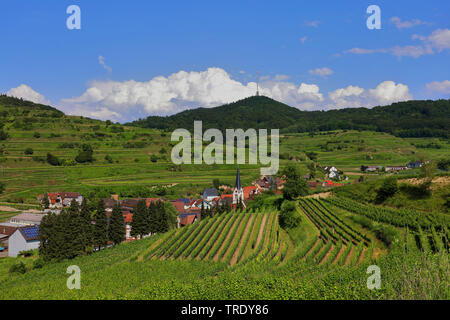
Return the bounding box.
[390,17,429,29]
[7,84,50,105]
[57,68,414,121]
[426,80,450,94]
[344,28,450,58]
[308,67,333,77]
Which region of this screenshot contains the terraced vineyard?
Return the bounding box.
[142,210,288,266]
[325,196,450,254]
[298,198,374,267]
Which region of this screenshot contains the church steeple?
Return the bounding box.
[233,165,245,207]
[235,166,242,190]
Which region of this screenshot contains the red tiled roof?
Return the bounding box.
[180,215,196,226]
[172,201,186,213]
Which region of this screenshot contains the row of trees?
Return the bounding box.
[131,199,177,238]
[39,199,125,261]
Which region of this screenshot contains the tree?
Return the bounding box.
[46,153,61,166]
[67,199,85,257]
[109,202,125,245]
[279,201,302,229]
[306,162,316,179]
[163,201,178,231]
[150,154,158,163]
[93,199,108,250]
[80,198,93,252]
[42,193,50,209]
[376,176,398,203]
[282,164,309,200]
[148,201,158,234]
[0,129,9,140]
[105,154,113,163]
[212,178,220,190]
[75,144,94,163]
[24,148,33,155]
[200,201,206,219]
[131,199,147,238]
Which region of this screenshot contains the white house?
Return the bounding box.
[8,226,40,257]
[324,166,339,179]
[9,213,45,226]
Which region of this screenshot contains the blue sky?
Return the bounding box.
[1,0,449,122]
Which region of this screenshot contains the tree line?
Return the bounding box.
[39,197,177,261]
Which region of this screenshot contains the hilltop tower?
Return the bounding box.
[256,71,260,96]
[233,166,245,206]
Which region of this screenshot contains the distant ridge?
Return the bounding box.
[0,94,64,115]
[127,96,450,138]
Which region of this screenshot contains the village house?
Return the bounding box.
[8,225,40,257]
[361,165,382,172]
[9,213,45,226]
[202,188,219,201]
[385,166,408,172]
[323,166,340,179]
[37,192,83,209]
[407,161,423,168]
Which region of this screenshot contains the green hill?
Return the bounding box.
[0,202,447,299]
[128,96,450,138]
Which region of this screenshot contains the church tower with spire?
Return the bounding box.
[233,166,245,206]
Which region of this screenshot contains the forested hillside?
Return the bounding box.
[128,96,450,138]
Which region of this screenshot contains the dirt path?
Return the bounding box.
[230,215,255,265]
[344,246,354,266]
[356,247,366,266]
[0,206,20,212]
[212,215,241,262]
[254,214,268,250]
[332,245,345,265]
[305,192,331,199]
[304,238,320,260]
[313,243,328,261]
[319,245,334,265]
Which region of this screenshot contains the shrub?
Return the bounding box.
[19,249,34,257]
[33,257,45,269]
[46,153,61,166]
[24,147,33,155]
[75,144,94,163]
[0,129,9,140]
[33,132,41,138]
[9,261,26,274]
[279,200,302,229]
[105,154,113,163]
[376,177,398,203]
[373,224,398,247]
[150,155,158,163]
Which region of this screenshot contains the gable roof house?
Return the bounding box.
[8,225,40,257]
[324,166,339,179]
[9,213,45,226]
[407,161,423,168]
[385,166,408,172]
[202,188,219,201]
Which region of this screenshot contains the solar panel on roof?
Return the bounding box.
[22,226,39,240]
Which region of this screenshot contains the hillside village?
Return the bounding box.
[0,159,433,257]
[0,167,287,257]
